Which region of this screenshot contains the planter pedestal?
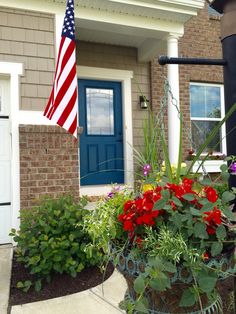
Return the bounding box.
[111,246,235,314]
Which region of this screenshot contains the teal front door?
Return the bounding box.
[78,79,124,186]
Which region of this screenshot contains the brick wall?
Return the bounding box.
[151,3,223,158]
[0,7,55,110]
[19,125,80,209]
[76,41,151,150]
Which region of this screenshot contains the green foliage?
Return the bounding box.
[10,195,102,291]
[84,186,132,256]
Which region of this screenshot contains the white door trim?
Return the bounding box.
[0,62,23,242]
[77,66,134,196]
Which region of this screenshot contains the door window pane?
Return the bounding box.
[86,88,114,135]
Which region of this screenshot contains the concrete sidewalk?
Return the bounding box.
[0,244,13,314]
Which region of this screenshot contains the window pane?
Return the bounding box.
[190,85,221,118]
[206,86,221,118]
[191,121,221,153]
[190,85,205,117]
[86,88,114,135]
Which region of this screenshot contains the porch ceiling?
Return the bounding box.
[60,0,205,61]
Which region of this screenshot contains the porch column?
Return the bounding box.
[167,34,180,164]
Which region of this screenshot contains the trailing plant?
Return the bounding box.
[84,185,133,258]
[10,195,102,292]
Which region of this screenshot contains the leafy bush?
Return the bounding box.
[10,195,102,291]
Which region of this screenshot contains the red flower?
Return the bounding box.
[124,200,135,212]
[202,252,210,260]
[203,208,222,235]
[142,213,155,225]
[204,208,222,225]
[170,201,177,211]
[206,225,216,235]
[204,187,218,203]
[182,178,194,192]
[124,220,134,232]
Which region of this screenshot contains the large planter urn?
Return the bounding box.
[110,245,235,314]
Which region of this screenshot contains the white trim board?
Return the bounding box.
[0,61,23,243]
[77,66,134,196]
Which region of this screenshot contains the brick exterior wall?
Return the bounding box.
[151,3,223,158]
[19,125,80,209]
[0,6,55,110]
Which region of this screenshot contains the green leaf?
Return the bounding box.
[163,262,177,273]
[154,198,167,210]
[16,281,24,289]
[190,207,201,216]
[216,225,227,240]
[172,196,183,207]
[179,288,196,307]
[222,191,235,203]
[200,202,214,213]
[194,222,208,239]
[182,193,195,201]
[198,277,217,293]
[172,213,182,229]
[161,189,170,201]
[222,207,235,221]
[221,171,230,182]
[134,299,149,313]
[134,275,146,294]
[220,164,228,172]
[211,242,223,257]
[35,280,42,292]
[150,273,170,291]
[147,257,164,270]
[161,130,173,183]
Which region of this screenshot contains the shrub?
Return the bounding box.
[10,195,102,291]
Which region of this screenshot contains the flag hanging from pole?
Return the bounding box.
[44,0,78,138]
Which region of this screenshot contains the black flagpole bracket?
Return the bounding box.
[158,56,227,66]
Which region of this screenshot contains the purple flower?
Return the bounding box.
[143,164,151,176]
[143,164,151,171]
[230,162,236,173]
[107,192,114,198]
[143,170,148,176]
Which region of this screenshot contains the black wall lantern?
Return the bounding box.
[139,96,149,109]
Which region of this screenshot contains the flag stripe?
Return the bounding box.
[57,87,77,126]
[43,0,78,138]
[48,62,76,119]
[68,114,77,137]
[50,75,77,123]
[56,40,75,87]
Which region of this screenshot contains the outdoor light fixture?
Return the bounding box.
[139,96,149,109]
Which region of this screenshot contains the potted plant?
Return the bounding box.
[85,89,236,313]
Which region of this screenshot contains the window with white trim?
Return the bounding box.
[190,83,226,155]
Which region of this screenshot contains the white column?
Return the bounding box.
[167,34,180,165]
[55,13,64,53]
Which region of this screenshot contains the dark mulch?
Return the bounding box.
[9,255,114,307]
[217,277,235,314]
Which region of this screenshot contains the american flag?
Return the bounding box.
[44,0,78,138]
